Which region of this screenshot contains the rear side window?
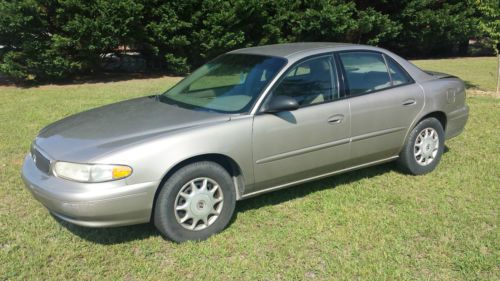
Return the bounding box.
[339,52,391,95]
[385,56,413,86]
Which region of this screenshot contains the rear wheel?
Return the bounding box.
[398,117,445,175]
[154,161,236,242]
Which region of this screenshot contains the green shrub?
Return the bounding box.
[0,0,498,82]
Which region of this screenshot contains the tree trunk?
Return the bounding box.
[496,53,500,95]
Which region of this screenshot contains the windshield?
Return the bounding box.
[159,54,287,113]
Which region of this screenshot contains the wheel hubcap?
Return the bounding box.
[414,127,439,166]
[174,177,224,231]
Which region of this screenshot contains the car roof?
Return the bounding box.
[229,42,358,58]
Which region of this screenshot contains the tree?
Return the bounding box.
[474,0,500,93]
[0,0,144,81]
[0,0,497,82]
[357,0,481,57]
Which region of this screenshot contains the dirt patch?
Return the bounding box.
[467,89,499,98]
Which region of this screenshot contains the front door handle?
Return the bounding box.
[402,98,417,106]
[327,114,344,124]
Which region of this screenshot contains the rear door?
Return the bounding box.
[250,55,351,191]
[337,51,424,164]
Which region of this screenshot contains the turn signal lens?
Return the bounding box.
[112,166,132,179]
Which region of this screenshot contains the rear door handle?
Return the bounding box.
[327,114,344,124]
[402,98,416,106]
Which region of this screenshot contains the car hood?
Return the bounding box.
[35,96,230,161]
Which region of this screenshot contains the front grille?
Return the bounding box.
[31,145,51,174]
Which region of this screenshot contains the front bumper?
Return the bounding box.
[21,154,160,227]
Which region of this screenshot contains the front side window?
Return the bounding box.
[339,52,391,95]
[160,54,287,113]
[270,56,338,107]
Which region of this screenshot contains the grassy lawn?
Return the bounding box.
[0,58,499,280]
[412,56,499,92]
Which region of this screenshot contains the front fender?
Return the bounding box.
[95,116,255,188]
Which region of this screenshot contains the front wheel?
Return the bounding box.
[154,161,236,242]
[397,117,445,175]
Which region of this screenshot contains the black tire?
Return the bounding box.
[397,117,445,175]
[154,161,236,242]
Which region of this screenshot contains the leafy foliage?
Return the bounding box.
[474,0,500,53]
[0,0,498,81]
[0,0,144,80]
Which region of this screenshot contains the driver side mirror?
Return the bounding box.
[264,96,299,113]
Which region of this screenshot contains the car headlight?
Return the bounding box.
[53,162,132,182]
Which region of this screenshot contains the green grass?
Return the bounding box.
[1,58,499,280]
[412,56,498,91]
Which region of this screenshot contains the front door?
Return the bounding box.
[250,55,351,192]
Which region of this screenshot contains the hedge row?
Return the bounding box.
[0,0,498,81]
